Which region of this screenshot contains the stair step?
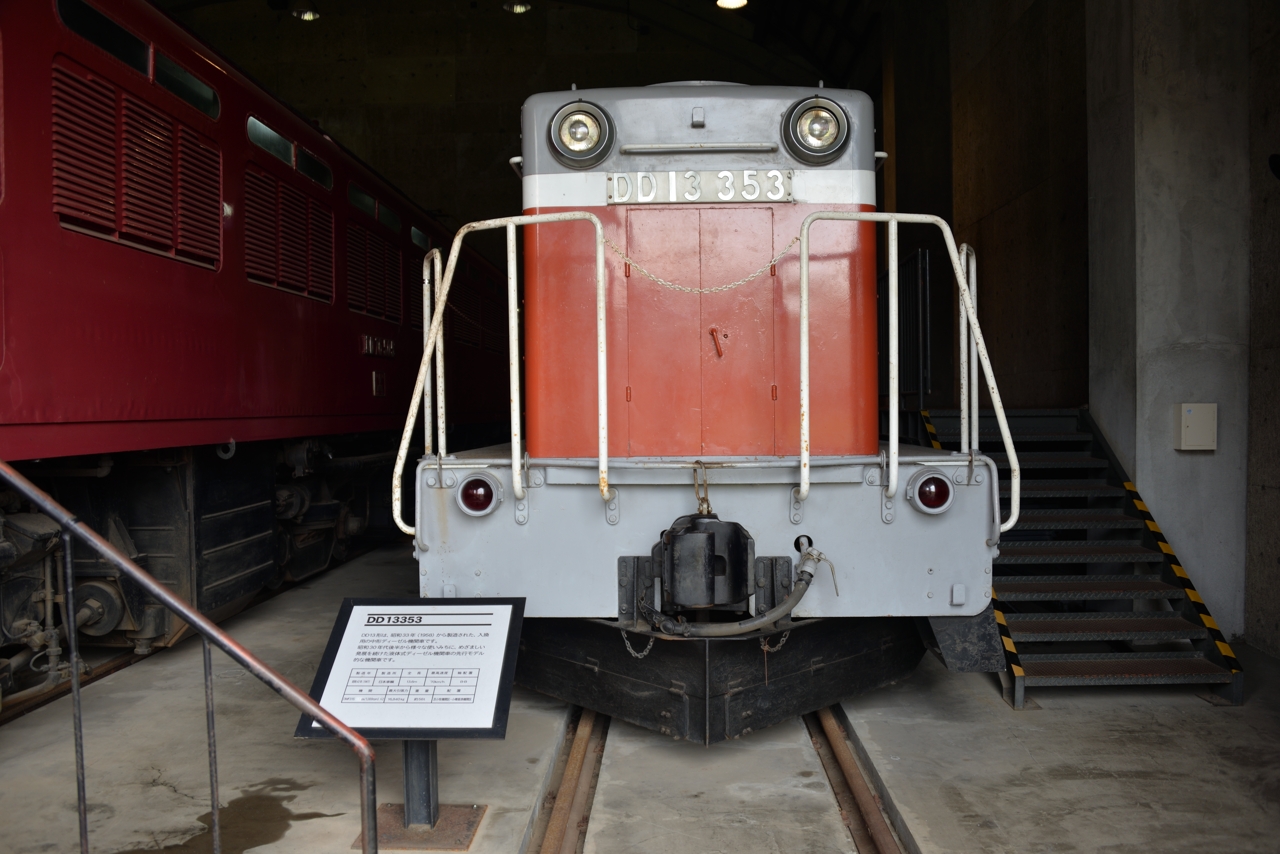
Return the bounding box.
[935,431,1093,444]
[1004,612,1208,642]
[987,452,1109,469]
[1013,511,1145,530]
[995,544,1165,564]
[1002,480,1127,499]
[994,575,1182,600]
[1018,652,1232,686]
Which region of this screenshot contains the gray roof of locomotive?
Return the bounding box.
[520,82,875,176]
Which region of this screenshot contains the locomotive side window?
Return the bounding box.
[296,147,333,189]
[52,57,221,268]
[377,204,401,234]
[155,53,219,119]
[348,183,377,218]
[247,116,292,166]
[411,226,430,252]
[57,0,149,75]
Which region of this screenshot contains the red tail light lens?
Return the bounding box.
[459,477,495,513]
[917,476,951,510]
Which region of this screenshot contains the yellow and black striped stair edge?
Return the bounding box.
[1124,481,1242,673]
[919,410,943,450]
[991,592,1025,678]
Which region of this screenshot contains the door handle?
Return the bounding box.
[709,327,724,358]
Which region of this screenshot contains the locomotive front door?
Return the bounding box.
[625,207,775,456]
[699,208,775,455]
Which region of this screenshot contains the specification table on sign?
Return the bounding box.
[342,667,480,704]
[298,599,523,738]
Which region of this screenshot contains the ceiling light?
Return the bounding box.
[717,0,748,8]
[289,0,319,21]
[504,2,533,12]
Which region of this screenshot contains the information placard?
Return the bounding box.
[295,598,524,740]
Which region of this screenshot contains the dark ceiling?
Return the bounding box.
[155,0,884,91]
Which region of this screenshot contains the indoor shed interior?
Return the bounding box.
[2,1,1279,853]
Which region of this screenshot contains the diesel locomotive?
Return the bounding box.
[396,83,1022,743]
[0,0,506,706]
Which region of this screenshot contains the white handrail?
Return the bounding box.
[797,212,1020,532]
[392,212,608,537]
[958,244,979,453]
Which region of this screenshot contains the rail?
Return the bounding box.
[798,212,1020,532]
[393,212,608,537]
[393,209,1019,537]
[0,460,379,854]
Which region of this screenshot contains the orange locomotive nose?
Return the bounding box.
[524,190,877,459]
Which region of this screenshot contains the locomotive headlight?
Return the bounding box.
[798,107,839,149]
[907,468,954,515]
[549,101,614,168]
[782,97,849,164]
[559,112,600,152]
[456,472,502,517]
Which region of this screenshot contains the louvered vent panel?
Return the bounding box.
[347,224,368,311]
[484,291,506,352]
[383,244,402,323]
[52,66,117,231]
[121,94,175,248]
[278,183,308,292]
[244,170,277,283]
[408,251,425,330]
[368,230,390,318]
[175,128,220,263]
[447,283,483,347]
[308,202,334,301]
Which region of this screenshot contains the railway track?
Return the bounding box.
[530,705,905,854]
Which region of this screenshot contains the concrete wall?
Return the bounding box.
[1087,0,1251,639]
[1246,2,1280,656]
[948,0,1089,409]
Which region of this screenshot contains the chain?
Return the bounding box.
[621,630,656,659]
[604,235,800,294]
[760,630,790,653]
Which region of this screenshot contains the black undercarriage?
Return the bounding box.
[516,616,926,745]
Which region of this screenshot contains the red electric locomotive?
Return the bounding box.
[0,0,505,703]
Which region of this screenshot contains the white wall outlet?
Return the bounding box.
[1175,403,1217,450]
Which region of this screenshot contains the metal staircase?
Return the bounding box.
[924,408,1243,709]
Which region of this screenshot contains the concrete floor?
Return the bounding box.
[0,546,571,854]
[5,542,1279,853]
[585,718,854,854]
[843,648,1280,854]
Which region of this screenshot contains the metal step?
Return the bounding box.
[1013,511,1145,531]
[935,431,1094,444]
[987,452,1109,469]
[994,575,1183,601]
[1004,612,1208,642]
[1002,480,1127,499]
[995,544,1165,564]
[1018,652,1233,686]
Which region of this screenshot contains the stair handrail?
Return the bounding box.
[0,459,379,854]
[797,212,1020,532]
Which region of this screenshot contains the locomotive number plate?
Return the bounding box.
[607,170,792,205]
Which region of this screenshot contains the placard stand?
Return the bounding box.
[404,740,439,828]
[296,597,524,850]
